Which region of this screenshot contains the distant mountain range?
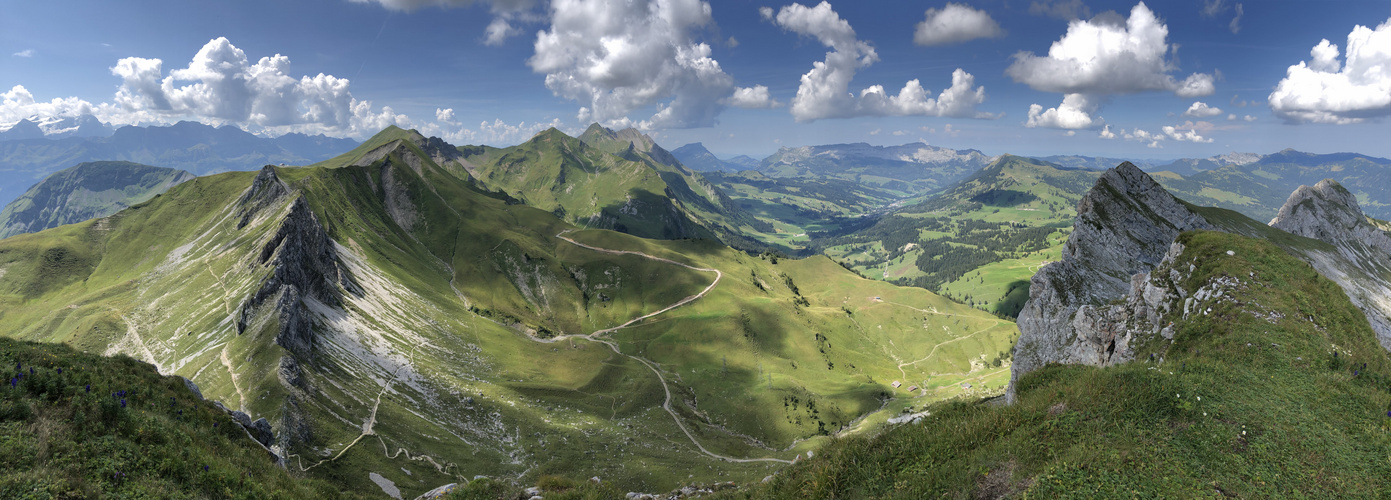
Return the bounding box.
[0,161,194,239]
[0,120,357,208]
[670,142,758,172]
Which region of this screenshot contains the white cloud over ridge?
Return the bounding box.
[1010,3,1216,129]
[768,1,993,122]
[104,37,410,136]
[1269,18,1391,124]
[529,0,759,130]
[914,3,1004,46]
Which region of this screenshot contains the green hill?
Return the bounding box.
[0,161,194,239]
[816,155,1100,317]
[0,128,1016,496]
[0,336,362,498]
[733,230,1391,498]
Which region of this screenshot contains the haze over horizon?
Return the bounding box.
[3,0,1391,159]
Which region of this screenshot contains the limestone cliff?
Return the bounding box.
[1008,162,1211,402]
[235,169,359,356]
[1269,179,1391,348]
[1008,169,1391,403]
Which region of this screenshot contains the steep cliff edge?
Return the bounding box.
[1268,179,1391,349]
[1009,162,1212,402]
[1009,166,1391,403]
[234,167,359,356]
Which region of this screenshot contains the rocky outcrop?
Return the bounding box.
[1009,169,1391,403]
[1008,162,1212,403]
[237,195,359,356]
[1269,179,1391,349]
[1270,179,1391,265]
[237,166,290,229]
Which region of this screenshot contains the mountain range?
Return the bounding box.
[0,161,194,239]
[0,120,357,209]
[3,121,1391,496]
[0,125,1015,496]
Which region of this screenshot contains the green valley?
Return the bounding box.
[0,127,1016,497]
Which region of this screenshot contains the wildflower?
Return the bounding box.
[56,368,61,374]
[28,367,32,375]
[120,399,126,408]
[85,384,90,393]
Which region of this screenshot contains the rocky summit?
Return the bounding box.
[1010,164,1391,402]
[1009,162,1212,402]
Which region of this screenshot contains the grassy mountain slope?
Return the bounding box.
[733,230,1391,498]
[816,156,1099,317]
[576,124,775,250]
[462,127,717,242]
[0,337,363,498]
[0,161,195,239]
[0,131,1016,495]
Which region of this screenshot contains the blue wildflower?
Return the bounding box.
[120,399,126,408]
[28,367,32,375]
[85,384,90,393]
[56,368,61,375]
[203,465,209,472]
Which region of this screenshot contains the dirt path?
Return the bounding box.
[220,345,248,411]
[553,231,791,464]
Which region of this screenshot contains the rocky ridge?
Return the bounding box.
[1008,166,1391,403]
[1008,162,1211,402]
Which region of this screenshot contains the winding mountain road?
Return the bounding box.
[553,230,792,464]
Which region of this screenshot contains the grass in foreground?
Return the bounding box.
[725,231,1391,498]
[0,337,364,499]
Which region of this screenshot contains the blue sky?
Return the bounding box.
[2,0,1390,160]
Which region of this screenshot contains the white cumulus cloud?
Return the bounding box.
[1268,19,1391,124]
[914,3,1004,46]
[1099,124,1116,138]
[436,108,456,123]
[1007,3,1214,96]
[1010,3,1215,128]
[768,1,993,122]
[104,37,408,136]
[726,85,781,108]
[0,85,97,126]
[530,0,762,130]
[1162,124,1213,143]
[1184,101,1222,117]
[1026,93,1100,129]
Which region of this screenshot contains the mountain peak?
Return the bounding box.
[0,118,45,140]
[1010,162,1213,402]
[1270,178,1391,258]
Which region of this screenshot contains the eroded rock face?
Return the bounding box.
[236,166,290,229]
[1270,179,1391,264]
[1269,179,1391,349]
[237,195,358,356]
[1008,163,1212,403]
[1008,170,1391,404]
